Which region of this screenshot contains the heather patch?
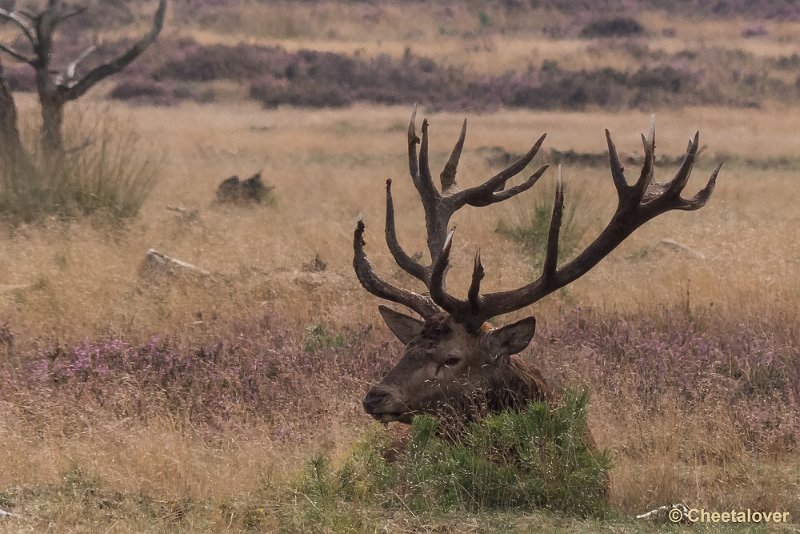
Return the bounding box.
[16,35,791,110]
[1,315,384,436]
[541,307,800,452]
[1,306,796,453]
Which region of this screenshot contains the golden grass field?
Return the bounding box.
[1,2,799,532]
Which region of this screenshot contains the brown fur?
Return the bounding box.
[364,312,598,448]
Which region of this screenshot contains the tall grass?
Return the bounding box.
[0,107,158,224]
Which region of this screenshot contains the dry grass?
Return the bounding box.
[1,2,799,531]
[2,102,797,338]
[1,102,798,531]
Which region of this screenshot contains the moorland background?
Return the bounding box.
[0,0,799,531]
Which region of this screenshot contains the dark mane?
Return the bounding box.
[486,355,555,412]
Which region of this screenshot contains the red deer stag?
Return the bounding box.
[354,108,720,427]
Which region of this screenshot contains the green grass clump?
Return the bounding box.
[297,389,610,523]
[496,179,591,267]
[303,323,346,353]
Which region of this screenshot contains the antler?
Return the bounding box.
[353,111,720,331]
[354,105,548,327]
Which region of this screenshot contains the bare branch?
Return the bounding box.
[0,9,37,49]
[65,45,96,80]
[0,43,34,64]
[60,0,166,100]
[55,6,88,26]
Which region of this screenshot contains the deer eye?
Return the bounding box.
[435,356,461,375]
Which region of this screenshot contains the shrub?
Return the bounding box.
[250,78,349,108]
[298,390,610,519]
[0,107,158,223]
[109,78,172,104]
[155,42,292,82]
[579,17,645,38]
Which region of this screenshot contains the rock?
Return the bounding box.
[216,172,274,204]
[659,238,705,259]
[301,254,327,273]
[140,249,210,277]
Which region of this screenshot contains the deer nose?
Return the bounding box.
[362,390,389,414]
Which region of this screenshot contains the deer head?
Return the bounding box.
[355,107,720,424]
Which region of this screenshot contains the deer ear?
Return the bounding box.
[378,305,424,344]
[485,317,536,362]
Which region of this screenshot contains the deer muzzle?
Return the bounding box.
[362,388,413,424]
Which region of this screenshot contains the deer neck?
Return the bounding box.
[485,355,554,413]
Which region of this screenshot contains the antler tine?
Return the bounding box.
[454,133,548,208]
[664,132,700,198]
[678,162,722,211]
[490,165,549,202]
[429,228,461,316]
[440,119,467,192]
[471,118,721,323]
[427,229,485,330]
[354,219,439,318]
[633,116,656,198]
[543,166,564,281]
[419,120,441,202]
[405,107,450,260]
[407,104,421,190]
[605,129,628,196]
[384,178,429,283]
[468,248,484,314]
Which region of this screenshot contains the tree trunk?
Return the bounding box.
[40,95,64,156]
[0,60,25,163]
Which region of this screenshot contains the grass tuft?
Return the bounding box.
[496,178,593,267]
[0,107,158,224]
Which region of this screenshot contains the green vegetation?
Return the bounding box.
[496,178,592,267]
[293,390,610,529]
[304,323,347,353]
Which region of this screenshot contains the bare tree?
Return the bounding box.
[0,0,166,157]
[0,59,24,161]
